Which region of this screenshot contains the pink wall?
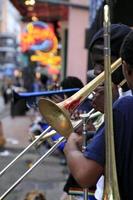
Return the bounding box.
[67,1,89,84]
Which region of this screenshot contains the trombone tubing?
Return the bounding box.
[0,137,65,200]
[34,109,96,148]
[0,107,95,178]
[0,57,122,178]
[0,109,95,200]
[0,126,51,177]
[64,57,122,108]
[103,4,120,199]
[38,58,122,140]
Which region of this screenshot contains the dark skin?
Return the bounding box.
[122,61,133,89]
[90,44,120,113]
[92,84,119,113]
[64,132,103,187]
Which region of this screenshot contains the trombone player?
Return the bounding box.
[63,24,132,200]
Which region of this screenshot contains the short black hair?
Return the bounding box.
[120,30,133,66]
[40,74,48,85]
[60,76,83,97]
[61,76,83,89]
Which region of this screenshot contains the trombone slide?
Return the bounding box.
[0,137,65,200]
[103,4,120,199]
[0,126,51,177]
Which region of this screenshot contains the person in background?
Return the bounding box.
[59,76,96,200]
[31,75,95,200]
[50,76,94,158]
[1,77,12,105]
[40,74,49,90]
[32,73,49,92]
[63,24,133,200]
[61,76,93,119]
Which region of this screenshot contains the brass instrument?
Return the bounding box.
[0,109,95,200]
[38,57,121,139]
[80,112,93,200]
[0,88,80,177]
[0,136,65,200]
[0,127,52,179]
[33,109,101,149]
[0,58,121,199]
[103,4,120,199]
[38,6,122,200]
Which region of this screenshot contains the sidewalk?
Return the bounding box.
[2,115,31,149]
[0,110,68,200]
[0,95,5,111]
[0,96,4,111]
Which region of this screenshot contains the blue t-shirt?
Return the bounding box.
[84,96,133,200]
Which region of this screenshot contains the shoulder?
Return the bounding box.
[84,123,105,166]
[113,96,133,110]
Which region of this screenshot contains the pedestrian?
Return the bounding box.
[59,76,96,200]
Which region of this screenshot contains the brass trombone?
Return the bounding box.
[0,58,121,199]
[38,57,121,139]
[33,109,101,149]
[0,136,65,200]
[0,87,80,177]
[103,5,120,199]
[0,109,95,200]
[0,84,101,178]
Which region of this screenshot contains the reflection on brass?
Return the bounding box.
[103,4,120,200]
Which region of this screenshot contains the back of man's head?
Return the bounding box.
[120,30,133,66]
[60,76,83,97]
[61,76,83,89]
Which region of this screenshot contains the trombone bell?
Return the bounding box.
[38,58,122,139]
[39,98,73,138]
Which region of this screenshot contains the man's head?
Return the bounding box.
[60,76,83,97]
[89,24,131,87]
[120,30,133,89]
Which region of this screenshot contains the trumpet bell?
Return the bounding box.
[38,98,73,138]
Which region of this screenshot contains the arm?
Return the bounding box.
[64,132,104,188]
